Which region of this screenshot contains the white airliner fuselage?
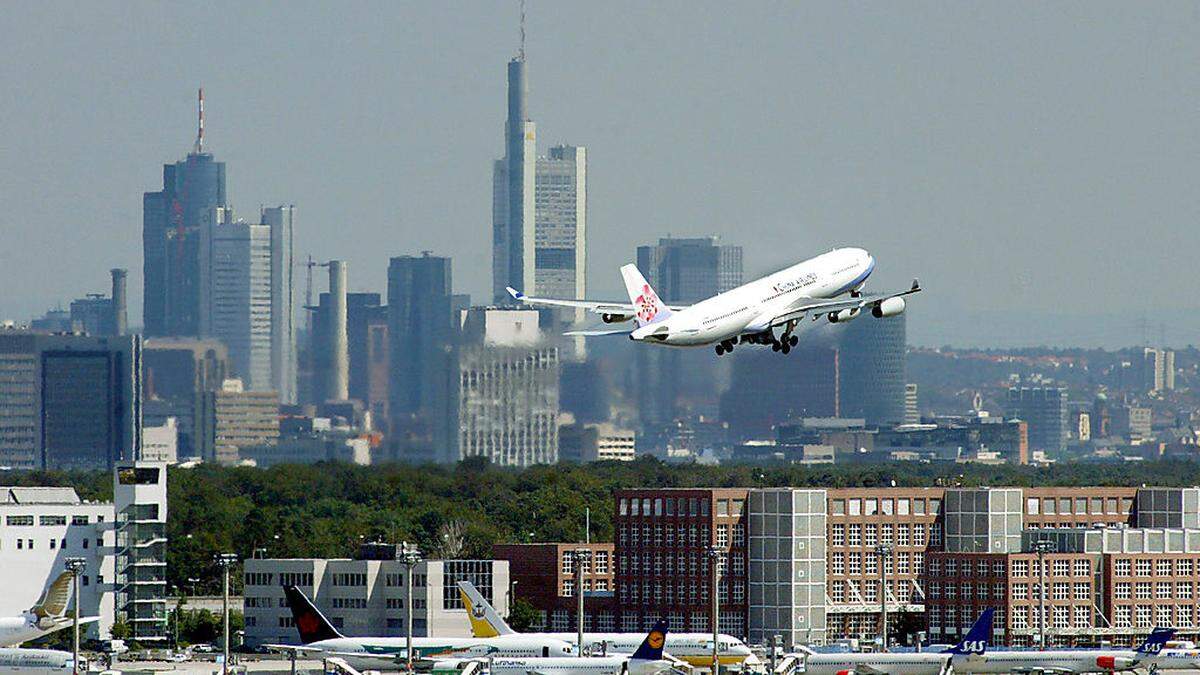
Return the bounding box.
[631,247,878,347]
[509,247,918,356]
[804,652,951,675]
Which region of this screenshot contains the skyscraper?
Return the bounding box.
[0,331,142,470]
[534,145,586,301]
[839,313,907,427]
[493,57,537,303]
[198,207,293,394]
[1005,386,1068,454]
[261,206,297,403]
[387,253,464,427]
[143,90,226,337]
[634,237,743,428]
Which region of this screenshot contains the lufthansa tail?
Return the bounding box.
[630,619,670,661]
[942,608,993,656]
[282,585,343,644]
[620,265,671,328]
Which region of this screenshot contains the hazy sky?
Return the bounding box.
[2,2,1197,347]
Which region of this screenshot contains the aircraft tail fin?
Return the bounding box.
[456,581,514,637]
[620,264,671,328]
[32,572,73,620]
[1135,627,1175,658]
[942,608,993,655]
[282,585,343,644]
[631,619,669,661]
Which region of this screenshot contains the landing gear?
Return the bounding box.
[715,344,725,356]
[715,339,735,356]
[789,335,798,347]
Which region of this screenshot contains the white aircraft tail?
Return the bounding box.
[32,572,73,620]
[620,264,671,328]
[456,581,514,637]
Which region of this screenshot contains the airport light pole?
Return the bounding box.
[573,548,590,657]
[1033,539,1057,649]
[214,553,239,675]
[708,546,723,675]
[507,580,518,620]
[65,557,87,675]
[875,545,892,651]
[399,542,422,674]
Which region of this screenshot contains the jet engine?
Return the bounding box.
[602,313,634,324]
[871,297,906,318]
[828,308,860,323]
[1095,655,1134,670]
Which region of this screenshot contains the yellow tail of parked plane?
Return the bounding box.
[457,582,512,638]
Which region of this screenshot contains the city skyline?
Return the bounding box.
[1,3,1198,347]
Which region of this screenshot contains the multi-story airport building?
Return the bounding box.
[502,485,1200,649]
[241,547,509,648]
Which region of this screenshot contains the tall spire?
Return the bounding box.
[518,0,525,61]
[193,87,205,154]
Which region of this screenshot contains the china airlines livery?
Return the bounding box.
[507,247,919,355]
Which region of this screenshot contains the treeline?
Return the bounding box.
[7,457,1200,593]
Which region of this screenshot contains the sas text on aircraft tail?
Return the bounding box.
[1135,627,1175,658]
[942,608,994,656]
[456,580,514,637]
[620,264,671,328]
[282,585,343,644]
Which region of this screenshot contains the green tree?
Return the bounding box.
[508,598,540,633]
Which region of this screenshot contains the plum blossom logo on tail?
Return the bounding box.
[635,285,660,323]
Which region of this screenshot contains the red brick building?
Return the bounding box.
[493,543,616,631]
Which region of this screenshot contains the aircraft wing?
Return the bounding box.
[263,644,326,654]
[506,287,688,315]
[563,327,636,337]
[766,279,921,328]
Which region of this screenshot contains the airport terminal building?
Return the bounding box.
[503,485,1200,649]
[242,548,509,648]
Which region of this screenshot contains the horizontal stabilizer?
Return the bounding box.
[564,328,634,337]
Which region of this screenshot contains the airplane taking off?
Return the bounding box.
[507,247,920,355]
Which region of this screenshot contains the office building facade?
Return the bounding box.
[242,554,509,648]
[0,331,142,470]
[198,379,279,462]
[1006,387,1068,454]
[838,314,907,428]
[143,338,229,459]
[720,347,840,441]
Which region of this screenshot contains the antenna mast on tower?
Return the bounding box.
[193,87,205,154]
[519,0,526,60]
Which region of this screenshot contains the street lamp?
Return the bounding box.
[708,546,723,675]
[398,542,422,674]
[214,553,239,675]
[507,580,519,620]
[572,549,590,657]
[64,557,87,675]
[875,545,893,651]
[1033,539,1057,649]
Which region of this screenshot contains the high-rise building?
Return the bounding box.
[1143,347,1176,393]
[493,57,538,304]
[198,378,279,463]
[143,91,227,337]
[0,331,142,470]
[65,269,128,337]
[719,347,840,441]
[839,314,907,427]
[197,206,294,395]
[387,253,464,426]
[634,237,743,429]
[904,383,920,425]
[534,145,587,301]
[143,337,229,459]
[1005,387,1068,454]
[260,206,297,403]
[433,308,559,466]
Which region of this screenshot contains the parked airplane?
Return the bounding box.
[507,247,920,355]
[803,609,992,675]
[267,585,574,671]
[1144,645,1200,672]
[488,619,674,675]
[952,625,1174,674]
[0,647,79,674]
[0,572,96,647]
[457,581,752,667]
